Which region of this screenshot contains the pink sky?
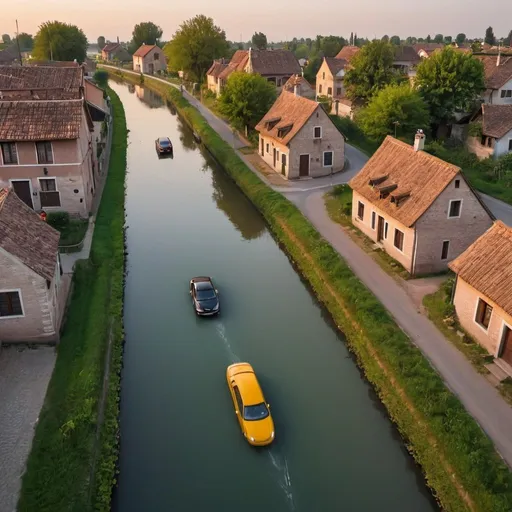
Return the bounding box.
[2,0,511,43]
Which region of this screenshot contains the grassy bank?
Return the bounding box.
[17,88,126,511]
[105,69,512,512]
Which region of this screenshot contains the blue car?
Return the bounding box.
[189,277,220,316]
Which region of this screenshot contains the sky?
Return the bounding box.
[2,0,511,44]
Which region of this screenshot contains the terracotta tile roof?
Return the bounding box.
[0,100,84,141]
[476,55,512,90]
[394,45,421,64]
[218,50,248,80]
[0,65,83,93]
[102,42,120,53]
[133,44,158,58]
[449,221,512,317]
[282,74,313,92]
[249,49,301,76]
[413,43,445,55]
[482,104,512,139]
[324,57,348,76]
[335,46,360,62]
[255,91,319,145]
[349,136,463,227]
[0,188,59,281]
[28,60,80,67]
[207,58,228,78]
[0,45,18,63]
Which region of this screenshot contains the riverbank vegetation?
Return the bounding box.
[47,211,89,247]
[105,68,512,512]
[17,88,126,512]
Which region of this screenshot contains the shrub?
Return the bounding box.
[47,211,70,231]
[93,70,109,88]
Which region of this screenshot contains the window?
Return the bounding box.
[322,72,325,79]
[509,139,512,151]
[371,211,376,230]
[454,179,460,189]
[384,222,389,239]
[323,151,333,167]
[318,84,323,94]
[1,142,18,165]
[39,178,61,207]
[154,52,159,60]
[233,385,244,413]
[394,229,404,252]
[448,199,462,218]
[327,87,332,96]
[475,298,493,330]
[266,143,269,153]
[336,87,342,96]
[441,240,450,260]
[36,141,53,164]
[314,126,322,139]
[501,90,512,98]
[282,154,286,165]
[357,201,365,220]
[0,291,23,317]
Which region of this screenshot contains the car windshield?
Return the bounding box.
[159,139,170,146]
[243,402,269,421]
[196,288,216,300]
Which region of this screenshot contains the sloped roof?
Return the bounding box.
[133,44,158,58]
[394,45,421,63]
[0,65,83,93]
[0,100,84,141]
[482,104,512,139]
[207,59,228,78]
[249,49,301,76]
[0,188,59,281]
[449,221,512,317]
[218,50,248,80]
[102,42,120,53]
[476,55,512,90]
[282,74,313,92]
[0,45,19,63]
[335,46,360,62]
[255,91,320,145]
[28,60,80,67]
[413,43,445,55]
[349,136,463,227]
[324,57,348,76]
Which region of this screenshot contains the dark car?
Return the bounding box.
[189,277,220,316]
[155,137,173,156]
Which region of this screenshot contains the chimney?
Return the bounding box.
[497,50,501,67]
[414,129,425,151]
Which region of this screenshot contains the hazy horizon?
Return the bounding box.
[2,0,511,44]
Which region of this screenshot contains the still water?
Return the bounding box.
[111,79,438,512]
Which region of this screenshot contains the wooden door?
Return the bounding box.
[12,181,33,209]
[377,216,385,242]
[500,326,512,366]
[273,148,277,168]
[299,154,309,177]
[261,138,264,156]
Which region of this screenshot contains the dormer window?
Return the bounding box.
[265,117,281,130]
[277,124,293,138]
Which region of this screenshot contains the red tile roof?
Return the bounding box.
[102,42,120,53]
[218,50,248,80]
[133,44,158,58]
[0,65,83,94]
[482,104,512,139]
[476,55,512,90]
[207,59,228,78]
[282,74,313,92]
[335,46,360,62]
[324,57,348,76]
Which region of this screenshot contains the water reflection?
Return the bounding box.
[134,84,164,109]
[175,114,197,152]
[128,84,135,94]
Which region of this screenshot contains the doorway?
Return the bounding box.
[11,180,34,209]
[377,215,385,242]
[261,138,264,156]
[299,154,309,177]
[273,148,277,168]
[500,325,512,366]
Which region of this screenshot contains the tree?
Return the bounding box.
[218,72,276,131]
[294,43,309,60]
[32,21,87,62]
[456,33,466,45]
[130,21,163,52]
[471,40,482,53]
[505,30,512,47]
[14,33,33,51]
[390,35,401,45]
[381,35,389,42]
[2,34,11,44]
[251,32,267,50]
[303,55,322,83]
[485,26,496,46]
[93,70,108,88]
[344,40,404,102]
[321,36,345,57]
[415,47,485,127]
[358,83,430,141]
[444,36,452,44]
[97,36,105,50]
[164,15,229,82]
[426,34,432,43]
[350,32,354,46]
[434,34,444,43]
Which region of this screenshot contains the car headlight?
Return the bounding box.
[271,432,275,439]
[213,303,219,310]
[250,436,255,442]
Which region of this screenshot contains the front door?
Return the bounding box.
[12,180,33,209]
[377,215,385,242]
[149,63,154,75]
[273,148,277,168]
[500,326,512,366]
[299,154,309,177]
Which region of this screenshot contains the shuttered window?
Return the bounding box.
[36,141,53,164]
[0,291,23,317]
[39,178,61,207]
[1,143,18,164]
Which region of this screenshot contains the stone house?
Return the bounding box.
[282,74,315,99]
[393,45,421,80]
[133,44,166,74]
[476,55,512,105]
[316,57,348,101]
[101,42,131,62]
[448,221,512,373]
[206,58,229,94]
[349,132,494,276]
[0,188,63,342]
[255,91,345,179]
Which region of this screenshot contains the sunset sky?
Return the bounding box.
[2,0,511,43]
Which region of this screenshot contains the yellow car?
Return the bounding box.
[226,363,275,446]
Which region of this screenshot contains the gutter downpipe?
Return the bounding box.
[411,225,418,276]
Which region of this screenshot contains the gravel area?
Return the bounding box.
[0,345,56,512]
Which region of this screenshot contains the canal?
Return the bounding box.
[111,79,438,512]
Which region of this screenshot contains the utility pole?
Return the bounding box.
[15,19,22,65]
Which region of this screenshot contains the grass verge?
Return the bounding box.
[104,68,512,512]
[17,87,126,512]
[59,219,89,247]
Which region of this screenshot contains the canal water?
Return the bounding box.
[111,79,438,512]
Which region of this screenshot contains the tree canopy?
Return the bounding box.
[415,47,485,127]
[2,34,11,44]
[164,15,229,82]
[357,83,430,141]
[32,21,87,62]
[218,72,276,131]
[390,35,401,45]
[506,30,512,47]
[130,22,163,52]
[251,32,267,50]
[485,26,496,46]
[97,36,105,50]
[14,33,33,51]
[455,33,466,45]
[343,40,404,102]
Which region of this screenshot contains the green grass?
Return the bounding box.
[107,70,512,512]
[17,88,126,512]
[58,218,89,247]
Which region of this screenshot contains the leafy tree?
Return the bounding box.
[415,47,485,127]
[97,36,105,50]
[390,35,401,45]
[303,55,322,83]
[358,83,430,141]
[93,69,108,88]
[350,32,354,46]
[321,36,345,57]
[218,72,276,131]
[32,21,87,62]
[294,43,309,59]
[426,34,432,43]
[251,32,267,50]
[14,33,33,51]
[2,34,11,44]
[130,21,163,53]
[344,40,404,102]
[471,41,482,52]
[444,36,452,44]
[381,35,389,42]
[434,34,444,43]
[505,30,512,47]
[164,15,229,82]
[456,33,466,45]
[484,26,496,46]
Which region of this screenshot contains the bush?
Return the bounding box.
[468,122,483,138]
[47,211,70,231]
[202,88,216,100]
[93,70,109,88]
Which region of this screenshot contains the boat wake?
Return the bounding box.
[216,323,240,364]
[268,450,296,511]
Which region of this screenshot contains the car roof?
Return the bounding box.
[195,281,213,290]
[191,276,212,282]
[233,371,265,406]
[158,137,170,142]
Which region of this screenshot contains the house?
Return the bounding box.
[348,132,494,275]
[448,221,512,372]
[0,188,63,342]
[316,57,348,101]
[467,104,512,159]
[413,43,445,58]
[133,44,166,74]
[207,48,301,95]
[0,99,96,218]
[255,91,345,180]
[476,55,512,105]
[282,74,315,99]
[101,42,131,62]
[334,45,360,62]
[393,45,421,79]
[206,58,228,93]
